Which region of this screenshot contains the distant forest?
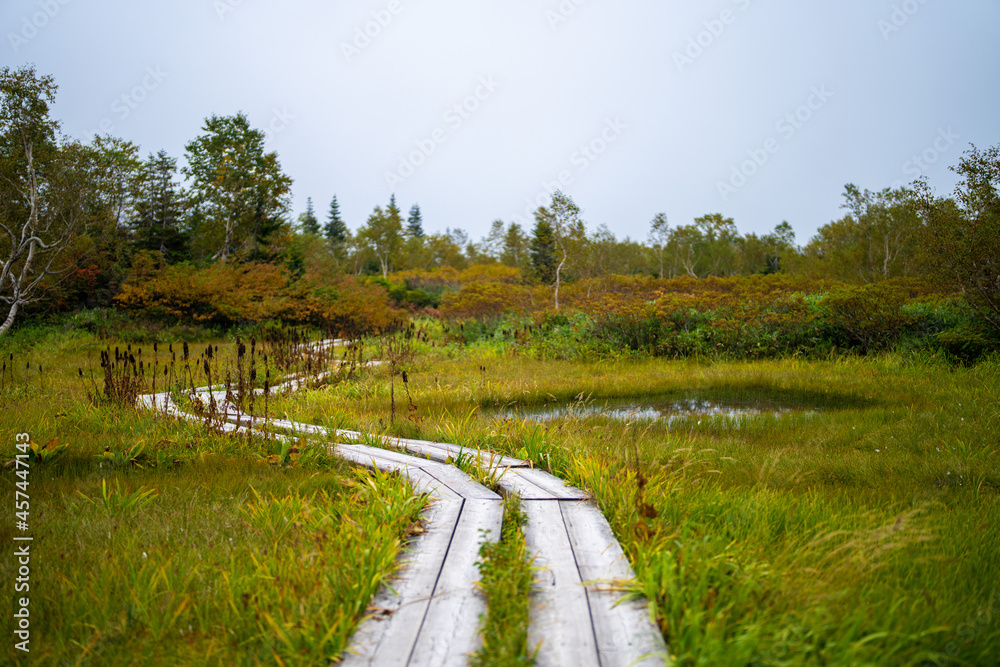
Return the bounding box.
[2,65,998,339]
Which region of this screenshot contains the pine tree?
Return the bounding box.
[324,195,348,245]
[407,203,424,238]
[501,222,528,268]
[298,197,320,235]
[387,194,404,232]
[530,207,557,284]
[134,150,189,261]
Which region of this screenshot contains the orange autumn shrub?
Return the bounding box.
[285,273,397,336]
[116,252,399,335]
[115,257,291,326]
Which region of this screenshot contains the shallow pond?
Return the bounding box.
[498,396,818,428]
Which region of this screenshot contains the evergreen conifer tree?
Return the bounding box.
[407,203,424,238]
[530,207,557,284]
[324,194,348,245]
[298,197,320,235]
[134,150,190,261]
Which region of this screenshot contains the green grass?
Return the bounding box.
[8,317,998,665]
[0,326,427,666]
[272,340,1000,665]
[472,494,536,667]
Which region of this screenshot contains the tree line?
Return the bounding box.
[2,65,998,335]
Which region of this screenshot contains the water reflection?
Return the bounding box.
[500,397,812,428]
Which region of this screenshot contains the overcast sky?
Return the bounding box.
[3,0,998,245]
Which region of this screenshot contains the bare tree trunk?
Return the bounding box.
[0,302,19,336]
[554,250,567,311]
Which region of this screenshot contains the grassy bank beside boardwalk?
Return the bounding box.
[273,335,1000,665]
[0,325,426,666]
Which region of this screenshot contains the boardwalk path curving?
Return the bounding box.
[139,355,668,666]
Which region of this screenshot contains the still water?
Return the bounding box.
[500,396,814,428]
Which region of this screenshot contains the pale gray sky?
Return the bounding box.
[3,0,998,245]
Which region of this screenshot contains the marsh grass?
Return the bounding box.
[0,327,427,666]
[472,494,536,667]
[275,341,1000,665]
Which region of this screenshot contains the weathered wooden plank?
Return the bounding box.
[340,444,436,469]
[560,501,669,666]
[497,469,560,500]
[409,497,503,666]
[148,368,671,667]
[502,468,590,501]
[522,499,600,666]
[341,496,463,666]
[390,437,529,469]
[419,463,504,501]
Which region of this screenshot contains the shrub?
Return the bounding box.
[822,283,916,353]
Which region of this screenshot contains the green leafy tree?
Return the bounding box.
[763,220,796,274]
[842,184,920,280]
[648,212,670,279]
[477,219,506,261]
[298,197,320,235]
[0,66,93,334]
[535,191,585,309]
[738,221,796,275]
[407,203,424,238]
[355,203,403,277]
[182,113,292,264]
[693,213,739,276]
[807,185,919,282]
[501,222,529,271]
[916,144,1000,334]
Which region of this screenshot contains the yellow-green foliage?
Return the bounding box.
[0,328,425,666]
[275,346,1000,665]
[115,252,398,335]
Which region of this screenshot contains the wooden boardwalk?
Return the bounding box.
[140,363,669,666]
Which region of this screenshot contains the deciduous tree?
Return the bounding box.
[355,203,403,278]
[0,66,92,334]
[916,143,1000,333]
[182,113,292,264]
